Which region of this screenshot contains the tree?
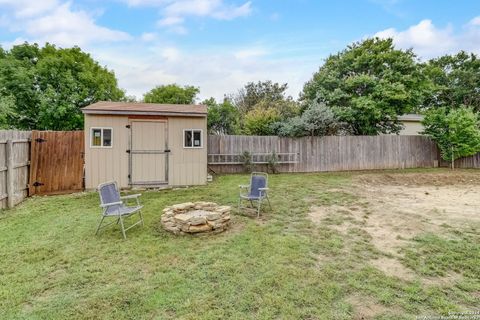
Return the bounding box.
[0,95,15,129]
[231,80,300,134]
[232,80,291,115]
[422,107,480,169]
[203,97,240,135]
[302,38,429,135]
[277,102,341,137]
[0,42,126,130]
[423,51,480,111]
[143,84,199,104]
[243,107,281,135]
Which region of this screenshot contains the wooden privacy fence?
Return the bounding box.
[439,153,480,169]
[29,131,84,196]
[208,135,440,173]
[0,131,31,209]
[0,130,85,209]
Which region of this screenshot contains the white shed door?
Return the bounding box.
[130,121,168,185]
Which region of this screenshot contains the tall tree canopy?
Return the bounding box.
[302,38,429,135]
[422,51,480,111]
[232,81,292,115]
[203,97,239,135]
[143,84,199,104]
[0,43,125,130]
[231,80,300,135]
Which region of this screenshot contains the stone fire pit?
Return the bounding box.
[161,202,231,235]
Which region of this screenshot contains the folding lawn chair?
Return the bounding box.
[238,172,272,217]
[95,181,144,239]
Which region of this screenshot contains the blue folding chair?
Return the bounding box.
[238,172,272,217]
[96,181,144,239]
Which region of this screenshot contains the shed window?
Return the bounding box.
[184,129,202,148]
[91,128,113,148]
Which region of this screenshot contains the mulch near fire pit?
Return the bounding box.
[161,202,231,235]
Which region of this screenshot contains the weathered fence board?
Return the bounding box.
[29,131,84,196]
[208,135,439,173]
[439,152,480,169]
[0,130,31,209]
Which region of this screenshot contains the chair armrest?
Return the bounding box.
[239,185,250,189]
[258,187,269,191]
[100,201,122,208]
[120,194,142,199]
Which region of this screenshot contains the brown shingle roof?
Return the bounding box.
[82,101,207,116]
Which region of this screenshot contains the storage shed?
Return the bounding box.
[82,101,207,189]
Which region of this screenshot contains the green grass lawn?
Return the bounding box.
[0,171,479,319]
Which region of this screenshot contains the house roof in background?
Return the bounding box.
[398,114,424,122]
[82,101,207,117]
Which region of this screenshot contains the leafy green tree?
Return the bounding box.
[243,107,281,135]
[422,107,480,169]
[277,102,341,137]
[423,51,480,111]
[231,80,300,134]
[143,84,199,104]
[0,95,15,129]
[203,97,240,135]
[232,80,291,115]
[0,43,126,130]
[302,38,429,135]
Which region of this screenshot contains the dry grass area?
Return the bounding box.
[309,169,480,319]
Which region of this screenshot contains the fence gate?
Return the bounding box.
[29,131,84,196]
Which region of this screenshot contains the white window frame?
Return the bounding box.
[90,127,113,148]
[183,129,203,149]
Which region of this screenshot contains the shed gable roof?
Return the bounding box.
[82,101,207,117]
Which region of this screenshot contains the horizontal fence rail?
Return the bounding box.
[208,135,441,174]
[208,152,299,165]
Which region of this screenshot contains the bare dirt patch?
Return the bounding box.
[347,294,401,319]
[310,170,480,285]
[355,170,480,187]
[370,256,417,281]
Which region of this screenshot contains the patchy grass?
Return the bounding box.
[0,170,479,319]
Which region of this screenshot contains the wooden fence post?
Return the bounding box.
[6,139,15,208]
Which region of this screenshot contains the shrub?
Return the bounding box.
[422,107,480,169]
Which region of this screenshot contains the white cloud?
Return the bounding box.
[160,47,181,60]
[234,47,268,59]
[157,16,184,26]
[0,0,59,18]
[140,32,158,42]
[1,0,131,47]
[374,18,480,59]
[91,43,315,101]
[123,0,251,33]
[162,0,251,20]
[469,16,480,26]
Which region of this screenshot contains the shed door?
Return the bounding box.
[130,121,169,185]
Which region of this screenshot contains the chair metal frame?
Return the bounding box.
[238,172,272,217]
[96,181,144,239]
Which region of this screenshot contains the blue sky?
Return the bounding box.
[1,0,480,100]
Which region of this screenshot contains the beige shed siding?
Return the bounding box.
[84,115,129,189]
[85,114,207,189]
[168,117,207,186]
[399,121,424,135]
